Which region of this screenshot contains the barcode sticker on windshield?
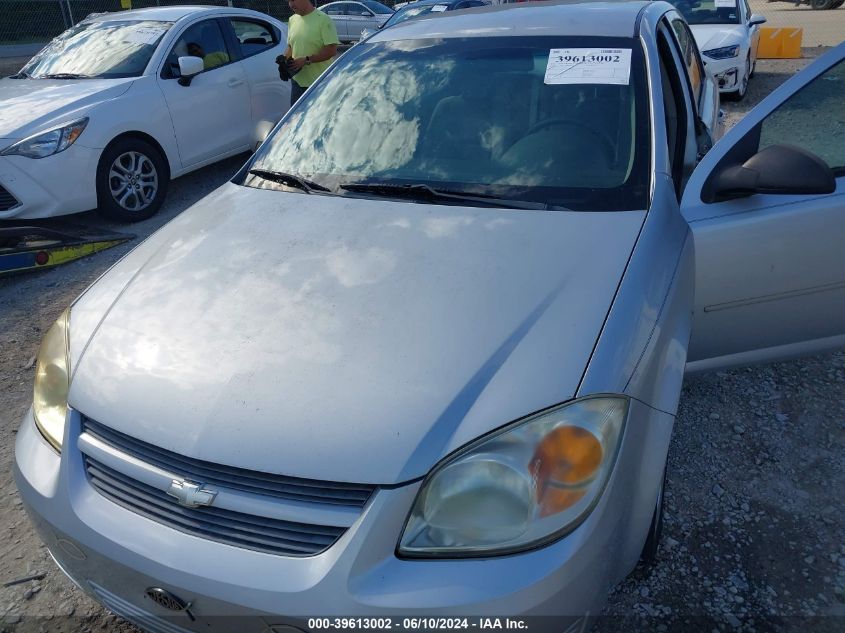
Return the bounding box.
[124,27,166,46]
[430,4,448,11]
[544,48,632,85]
[714,0,737,7]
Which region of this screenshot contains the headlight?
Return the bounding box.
[33,309,71,451]
[1,118,88,159]
[703,45,740,60]
[398,395,628,557]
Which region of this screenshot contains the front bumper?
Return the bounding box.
[14,400,673,630]
[703,56,742,93]
[0,143,100,220]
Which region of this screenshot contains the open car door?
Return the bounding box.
[682,43,845,373]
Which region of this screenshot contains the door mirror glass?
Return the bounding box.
[711,144,835,201]
[749,15,766,26]
[177,56,204,85]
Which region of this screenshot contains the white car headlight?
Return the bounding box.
[33,309,71,451]
[1,118,88,159]
[703,45,740,60]
[398,395,629,557]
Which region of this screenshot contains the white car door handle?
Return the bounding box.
[228,78,244,88]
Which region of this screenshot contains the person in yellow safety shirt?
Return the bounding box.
[187,42,229,70]
[284,0,340,106]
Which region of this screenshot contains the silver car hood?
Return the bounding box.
[0,77,134,140]
[68,183,645,484]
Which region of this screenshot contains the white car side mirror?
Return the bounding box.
[177,56,204,86]
[749,14,767,26]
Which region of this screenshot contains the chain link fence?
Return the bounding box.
[0,0,302,46]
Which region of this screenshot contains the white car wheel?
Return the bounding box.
[97,138,169,222]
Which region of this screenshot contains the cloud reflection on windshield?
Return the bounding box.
[24,20,170,78]
[257,48,455,179]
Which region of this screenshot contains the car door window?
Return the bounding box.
[758,58,845,174]
[164,19,230,78]
[230,18,278,58]
[670,18,704,108]
[658,27,690,198]
[323,4,346,15]
[350,2,372,15]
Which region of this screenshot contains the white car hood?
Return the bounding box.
[0,77,134,139]
[689,24,745,54]
[68,183,645,484]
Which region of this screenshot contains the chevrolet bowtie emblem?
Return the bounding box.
[167,479,217,508]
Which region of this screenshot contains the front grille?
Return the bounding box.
[0,184,19,211]
[84,457,346,556]
[82,417,375,507]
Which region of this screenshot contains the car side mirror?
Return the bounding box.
[695,117,713,163]
[711,144,835,201]
[749,15,767,26]
[177,56,204,86]
[361,10,374,16]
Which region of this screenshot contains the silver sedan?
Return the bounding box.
[14,0,845,628]
[319,0,394,42]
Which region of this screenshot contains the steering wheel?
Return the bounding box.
[517,118,616,164]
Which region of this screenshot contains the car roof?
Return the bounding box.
[370,0,654,41]
[84,5,242,23]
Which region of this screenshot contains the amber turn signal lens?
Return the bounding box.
[530,425,603,516]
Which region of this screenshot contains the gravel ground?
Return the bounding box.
[0,53,842,632]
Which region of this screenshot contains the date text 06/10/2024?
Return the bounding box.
[307,618,529,630]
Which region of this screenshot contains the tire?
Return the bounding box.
[831,0,844,7]
[725,57,750,102]
[640,466,667,565]
[811,0,836,9]
[96,137,169,223]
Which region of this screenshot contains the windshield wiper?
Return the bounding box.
[41,73,92,79]
[339,182,552,210]
[248,169,331,193]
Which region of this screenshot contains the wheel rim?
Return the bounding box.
[109,151,158,212]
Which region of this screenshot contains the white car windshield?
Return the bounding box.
[669,0,741,25]
[247,36,651,212]
[386,3,453,27]
[21,19,172,79]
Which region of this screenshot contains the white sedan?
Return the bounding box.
[0,6,289,222]
[668,0,766,100]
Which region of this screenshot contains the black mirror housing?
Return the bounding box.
[711,144,836,201]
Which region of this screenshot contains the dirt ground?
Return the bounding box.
[0,52,842,632]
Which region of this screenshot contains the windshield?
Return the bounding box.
[21,19,172,79]
[246,36,650,212]
[363,1,395,14]
[387,3,452,27]
[669,0,741,25]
